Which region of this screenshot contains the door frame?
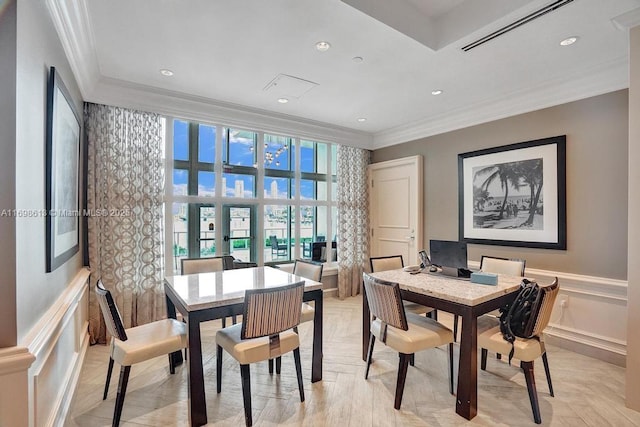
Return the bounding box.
[222,204,257,262]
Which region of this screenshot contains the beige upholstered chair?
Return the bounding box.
[180,256,225,274]
[362,273,454,410]
[453,255,526,341]
[95,280,187,427]
[268,259,323,374]
[370,255,436,318]
[216,281,305,427]
[478,278,559,424]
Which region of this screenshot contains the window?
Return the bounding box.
[166,119,337,273]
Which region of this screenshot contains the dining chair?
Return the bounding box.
[216,281,306,427]
[95,280,187,427]
[269,259,323,374]
[478,278,559,424]
[370,255,436,319]
[452,255,526,342]
[362,273,454,410]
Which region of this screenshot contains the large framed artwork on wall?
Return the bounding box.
[45,66,81,272]
[458,135,566,250]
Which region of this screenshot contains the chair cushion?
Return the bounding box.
[216,323,300,365]
[477,316,544,362]
[300,302,315,323]
[370,313,452,354]
[111,319,187,366]
[403,301,434,316]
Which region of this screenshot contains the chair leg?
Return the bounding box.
[240,364,253,426]
[542,352,555,397]
[276,356,282,374]
[364,333,376,379]
[394,353,411,410]
[496,353,502,360]
[521,361,542,424]
[216,345,223,393]
[112,365,131,427]
[168,354,175,375]
[232,315,237,325]
[293,348,305,402]
[481,348,488,371]
[409,353,415,367]
[453,315,459,342]
[432,309,438,321]
[268,359,274,374]
[222,317,227,328]
[448,343,454,395]
[103,357,114,400]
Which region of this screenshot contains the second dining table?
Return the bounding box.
[165,266,324,427]
[366,268,523,421]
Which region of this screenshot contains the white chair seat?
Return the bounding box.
[403,301,434,316]
[216,323,300,365]
[371,312,452,354]
[110,319,187,366]
[300,302,315,323]
[477,316,544,363]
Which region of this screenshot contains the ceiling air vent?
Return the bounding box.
[461,0,574,52]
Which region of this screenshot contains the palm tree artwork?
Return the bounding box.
[472,159,543,229]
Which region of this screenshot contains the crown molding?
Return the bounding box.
[613,6,640,31]
[372,55,629,149]
[88,78,373,148]
[46,0,100,97]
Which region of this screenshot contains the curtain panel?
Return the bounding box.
[84,103,165,344]
[336,146,370,298]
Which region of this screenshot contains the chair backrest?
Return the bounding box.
[370,255,404,273]
[531,278,559,336]
[95,280,128,341]
[181,257,224,275]
[362,273,408,331]
[293,259,323,282]
[269,235,280,247]
[241,281,305,340]
[480,255,526,276]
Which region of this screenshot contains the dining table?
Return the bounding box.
[165,266,324,427]
[365,269,523,421]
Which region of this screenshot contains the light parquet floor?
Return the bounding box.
[66,295,640,426]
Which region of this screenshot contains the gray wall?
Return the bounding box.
[14,0,83,342]
[372,90,629,280]
[0,1,18,347]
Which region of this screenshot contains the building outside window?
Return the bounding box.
[165,118,337,273]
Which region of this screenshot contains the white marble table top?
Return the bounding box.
[369,269,525,306]
[165,266,323,312]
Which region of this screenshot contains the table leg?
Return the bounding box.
[311,289,323,383]
[165,294,183,368]
[456,308,478,420]
[187,318,207,427]
[362,284,370,361]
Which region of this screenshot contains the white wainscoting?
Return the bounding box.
[470,262,628,366]
[24,268,90,427]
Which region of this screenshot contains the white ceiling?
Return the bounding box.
[48,0,640,149]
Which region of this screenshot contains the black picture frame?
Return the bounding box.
[46,66,81,272]
[458,135,566,250]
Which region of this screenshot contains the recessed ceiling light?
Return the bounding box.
[560,36,578,46]
[357,118,367,122]
[431,89,443,95]
[159,69,174,77]
[352,56,364,63]
[315,41,331,52]
[277,98,289,104]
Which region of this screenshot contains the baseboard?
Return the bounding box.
[23,268,90,427]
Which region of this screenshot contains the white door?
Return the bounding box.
[368,156,423,266]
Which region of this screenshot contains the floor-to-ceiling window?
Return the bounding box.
[165,118,337,273]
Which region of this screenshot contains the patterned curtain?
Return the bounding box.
[336,146,370,298]
[84,103,165,344]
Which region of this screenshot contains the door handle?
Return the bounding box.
[223,235,230,242]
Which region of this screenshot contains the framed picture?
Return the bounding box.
[46,66,81,272]
[458,135,566,250]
